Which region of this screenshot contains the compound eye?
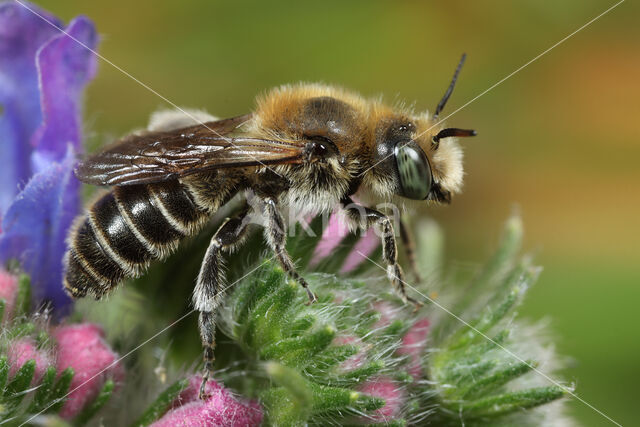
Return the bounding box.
[394,140,432,200]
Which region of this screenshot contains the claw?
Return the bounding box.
[198,374,210,400]
[407,296,424,312]
[305,289,318,305]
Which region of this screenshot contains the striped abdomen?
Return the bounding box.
[64,180,214,299]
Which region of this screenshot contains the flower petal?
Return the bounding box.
[311,212,350,265]
[0,147,79,311]
[359,376,406,422]
[340,228,379,273]
[0,1,62,212]
[31,15,98,172]
[0,268,18,321]
[53,323,124,419]
[155,375,263,427]
[7,337,54,385]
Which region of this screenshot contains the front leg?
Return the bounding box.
[341,197,422,308]
[195,207,250,399]
[262,197,317,303]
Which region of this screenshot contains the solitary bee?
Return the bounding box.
[64,55,476,397]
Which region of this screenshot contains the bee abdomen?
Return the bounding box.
[64,180,210,299]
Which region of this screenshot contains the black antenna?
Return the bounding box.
[433,128,477,144]
[433,53,466,119]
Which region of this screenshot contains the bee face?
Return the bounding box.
[365,113,464,205]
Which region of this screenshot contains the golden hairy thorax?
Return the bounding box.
[250,83,464,197]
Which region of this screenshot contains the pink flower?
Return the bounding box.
[372,301,403,329]
[53,323,124,419]
[7,338,53,384]
[152,375,263,427]
[340,228,379,273]
[358,376,406,422]
[398,318,430,380]
[311,212,350,263]
[0,269,18,322]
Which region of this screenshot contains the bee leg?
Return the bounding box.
[399,218,422,282]
[341,197,422,309]
[262,197,317,304]
[194,209,250,399]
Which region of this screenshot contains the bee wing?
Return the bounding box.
[75,114,305,186]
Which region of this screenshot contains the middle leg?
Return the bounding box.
[262,197,317,303]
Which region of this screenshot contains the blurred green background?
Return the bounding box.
[37,1,640,425]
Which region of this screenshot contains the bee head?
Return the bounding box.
[369,54,476,204]
[373,121,469,205]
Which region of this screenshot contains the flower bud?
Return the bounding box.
[53,323,124,419]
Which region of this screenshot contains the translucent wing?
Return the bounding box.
[75,114,305,186]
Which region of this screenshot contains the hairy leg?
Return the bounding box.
[262,197,317,303]
[341,197,422,308]
[399,218,422,282]
[195,208,250,399]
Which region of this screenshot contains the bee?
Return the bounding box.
[64,54,476,397]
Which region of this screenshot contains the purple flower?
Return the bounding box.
[152,375,263,427]
[0,1,98,311]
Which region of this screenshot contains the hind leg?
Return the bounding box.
[194,208,250,399]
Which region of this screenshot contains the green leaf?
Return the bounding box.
[446,268,535,352]
[15,274,32,317]
[285,314,316,337]
[306,344,359,375]
[250,280,299,349]
[28,366,57,413]
[234,261,285,335]
[7,322,36,340]
[0,356,8,392]
[130,378,190,427]
[461,386,566,417]
[442,360,496,390]
[0,299,5,323]
[72,379,115,426]
[47,367,74,413]
[461,361,537,399]
[2,359,36,415]
[447,216,523,326]
[261,326,336,368]
[263,362,313,426]
[342,360,385,382]
[309,382,384,414]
